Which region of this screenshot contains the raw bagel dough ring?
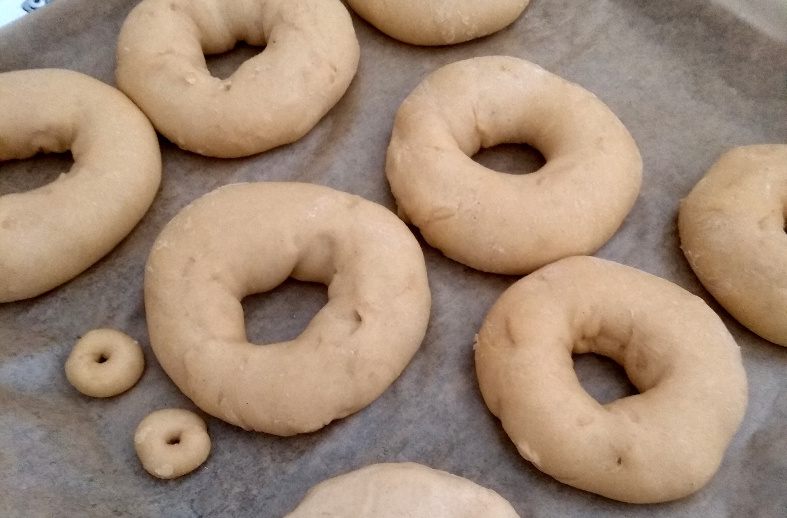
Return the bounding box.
[116,0,360,158]
[346,0,529,46]
[65,328,145,398]
[284,463,521,517]
[386,57,642,275]
[679,145,787,346]
[0,69,161,303]
[144,182,431,436]
[134,409,211,479]
[475,256,748,503]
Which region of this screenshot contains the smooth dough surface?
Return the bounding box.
[284,463,521,517]
[116,0,360,158]
[65,328,145,398]
[475,256,747,503]
[679,144,787,347]
[346,0,529,46]
[0,68,161,302]
[144,182,431,436]
[134,408,211,479]
[386,57,642,275]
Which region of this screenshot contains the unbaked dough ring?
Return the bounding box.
[679,144,787,347]
[284,463,521,517]
[386,57,642,275]
[475,256,747,503]
[144,182,431,436]
[346,0,529,46]
[116,0,360,158]
[0,68,161,303]
[65,328,145,398]
[134,408,211,479]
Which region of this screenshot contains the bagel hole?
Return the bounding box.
[205,42,265,80]
[166,435,181,446]
[0,152,74,196]
[96,354,108,364]
[242,279,328,345]
[573,353,638,404]
[472,144,545,175]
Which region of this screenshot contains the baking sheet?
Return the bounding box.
[1,0,786,516]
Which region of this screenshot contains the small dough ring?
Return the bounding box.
[679,145,787,346]
[144,182,431,436]
[475,256,747,503]
[0,69,161,302]
[134,409,211,479]
[386,57,642,275]
[65,329,145,397]
[346,0,529,46]
[116,0,360,158]
[285,463,521,517]
[65,329,145,398]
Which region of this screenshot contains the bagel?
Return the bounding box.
[0,68,161,303]
[386,57,642,275]
[475,256,747,503]
[679,144,787,346]
[144,182,431,436]
[116,0,360,158]
[285,463,521,517]
[346,0,529,46]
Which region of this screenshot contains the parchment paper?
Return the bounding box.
[1,1,786,516]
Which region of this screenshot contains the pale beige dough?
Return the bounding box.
[135,408,211,479]
[284,462,521,517]
[346,0,529,46]
[116,0,360,158]
[475,256,748,503]
[679,144,787,347]
[144,182,431,436]
[0,69,161,303]
[386,57,642,275]
[65,328,145,398]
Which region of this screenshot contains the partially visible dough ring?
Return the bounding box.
[475,256,748,503]
[679,144,787,346]
[144,182,431,436]
[134,409,211,479]
[386,57,642,275]
[65,328,145,398]
[0,68,161,302]
[116,0,360,158]
[346,0,529,46]
[284,463,521,517]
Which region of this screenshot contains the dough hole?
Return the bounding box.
[205,42,265,80]
[471,143,545,176]
[65,328,145,398]
[134,408,210,478]
[0,152,73,196]
[242,279,328,345]
[572,353,637,405]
